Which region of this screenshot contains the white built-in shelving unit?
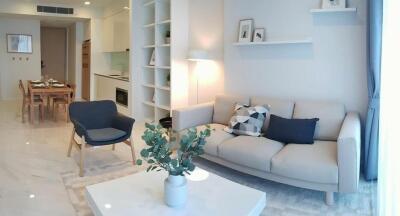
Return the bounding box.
[133,0,189,123]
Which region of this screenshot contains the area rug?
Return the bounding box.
[62,158,377,216]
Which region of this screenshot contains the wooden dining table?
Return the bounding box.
[28,81,73,124]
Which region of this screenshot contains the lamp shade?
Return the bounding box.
[187,49,210,61]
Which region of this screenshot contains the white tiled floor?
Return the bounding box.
[0,100,146,216]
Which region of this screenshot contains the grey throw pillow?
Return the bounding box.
[224,103,270,136]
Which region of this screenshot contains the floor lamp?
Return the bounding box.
[187,49,210,104]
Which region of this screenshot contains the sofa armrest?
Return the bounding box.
[172,102,214,131]
[337,112,361,193]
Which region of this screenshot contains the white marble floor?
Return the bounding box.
[0,100,146,216]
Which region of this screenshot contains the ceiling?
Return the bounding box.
[17,0,116,7]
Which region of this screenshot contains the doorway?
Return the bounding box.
[40,27,67,81]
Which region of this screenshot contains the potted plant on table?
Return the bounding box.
[136,123,211,208]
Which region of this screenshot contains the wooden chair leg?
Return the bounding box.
[53,103,57,122]
[129,137,136,165]
[40,104,45,121]
[79,136,86,177]
[67,130,75,157]
[21,103,25,123]
[112,144,116,151]
[30,104,34,124]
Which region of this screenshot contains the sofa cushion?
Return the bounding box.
[213,95,250,125]
[224,104,269,136]
[219,136,284,172]
[271,141,338,184]
[265,115,319,144]
[293,101,345,141]
[251,97,295,132]
[195,124,235,157]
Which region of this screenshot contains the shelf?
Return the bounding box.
[158,44,171,47]
[310,8,357,13]
[143,23,156,28]
[158,19,171,25]
[157,66,171,69]
[144,65,156,69]
[233,38,313,46]
[157,86,171,91]
[143,44,156,48]
[157,105,171,111]
[143,1,155,7]
[143,101,156,107]
[143,84,156,88]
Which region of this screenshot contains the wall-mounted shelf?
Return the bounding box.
[143,1,155,7]
[310,8,357,14]
[233,38,313,46]
[143,23,156,28]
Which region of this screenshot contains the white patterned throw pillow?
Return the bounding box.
[224,103,270,136]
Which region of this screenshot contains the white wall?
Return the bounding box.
[188,0,225,105]
[224,0,368,118]
[0,18,41,100]
[67,22,83,99]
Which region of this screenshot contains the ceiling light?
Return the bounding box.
[84,1,91,5]
[104,204,112,209]
[26,142,30,145]
[29,194,35,199]
[124,6,130,10]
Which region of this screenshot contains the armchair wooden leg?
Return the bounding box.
[21,103,25,123]
[112,144,116,151]
[67,130,75,157]
[79,136,86,177]
[129,137,136,165]
[40,105,44,121]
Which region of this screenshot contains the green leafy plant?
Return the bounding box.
[136,123,211,176]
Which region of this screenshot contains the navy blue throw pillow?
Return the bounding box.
[265,115,319,144]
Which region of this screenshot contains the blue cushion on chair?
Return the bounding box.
[87,128,127,142]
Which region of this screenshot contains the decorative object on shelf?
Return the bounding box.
[7,34,32,53]
[136,123,212,208]
[252,28,265,42]
[238,19,254,43]
[149,49,155,66]
[322,0,346,9]
[165,30,171,44]
[152,92,156,102]
[187,49,211,104]
[166,73,170,86]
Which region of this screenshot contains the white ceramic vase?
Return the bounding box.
[164,174,187,208]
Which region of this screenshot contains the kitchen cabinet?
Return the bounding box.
[103,10,130,52]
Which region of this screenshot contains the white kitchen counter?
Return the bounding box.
[94,73,130,82]
[95,74,131,116]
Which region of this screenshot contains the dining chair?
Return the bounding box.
[67,100,136,177]
[53,84,76,121]
[19,80,44,123]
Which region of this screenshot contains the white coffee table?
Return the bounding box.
[86,168,266,216]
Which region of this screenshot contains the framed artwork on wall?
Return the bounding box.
[253,28,265,42]
[238,19,254,43]
[7,34,33,53]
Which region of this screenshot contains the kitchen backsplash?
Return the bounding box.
[111,52,129,74]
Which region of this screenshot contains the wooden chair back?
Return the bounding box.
[67,84,76,101]
[19,80,26,97]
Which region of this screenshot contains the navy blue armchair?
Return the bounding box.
[67,100,136,177]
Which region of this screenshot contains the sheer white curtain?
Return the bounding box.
[378,0,400,215]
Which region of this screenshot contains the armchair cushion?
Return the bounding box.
[87,128,127,142]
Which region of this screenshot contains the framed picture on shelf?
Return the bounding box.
[238,19,254,43]
[7,34,33,53]
[252,28,265,42]
[322,0,346,9]
[149,49,155,66]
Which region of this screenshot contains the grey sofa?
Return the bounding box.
[172,95,361,205]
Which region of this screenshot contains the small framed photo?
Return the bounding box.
[252,28,265,42]
[322,0,346,9]
[238,19,254,43]
[7,34,33,53]
[149,49,155,66]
